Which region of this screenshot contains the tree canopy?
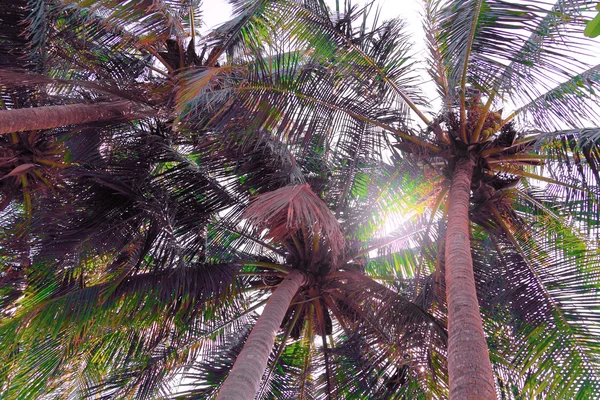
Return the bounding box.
[0,0,599,399]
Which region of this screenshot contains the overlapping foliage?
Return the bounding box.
[0,0,599,399]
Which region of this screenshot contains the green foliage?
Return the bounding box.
[1,0,600,398]
[584,3,600,38]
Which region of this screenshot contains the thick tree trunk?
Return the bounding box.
[0,101,151,134]
[445,157,496,399]
[216,269,306,400]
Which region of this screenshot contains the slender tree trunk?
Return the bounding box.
[0,101,151,134]
[445,157,496,399]
[216,269,306,400]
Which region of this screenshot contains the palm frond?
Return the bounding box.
[471,193,600,397]
[515,63,600,131]
[429,0,596,100]
[0,260,244,399]
[243,184,344,263]
[63,0,189,46]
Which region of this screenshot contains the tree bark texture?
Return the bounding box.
[445,157,496,400]
[216,269,306,400]
[0,101,151,134]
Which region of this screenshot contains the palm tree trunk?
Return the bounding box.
[216,269,306,400]
[445,157,496,399]
[0,101,150,134]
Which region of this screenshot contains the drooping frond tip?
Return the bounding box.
[243,184,344,263]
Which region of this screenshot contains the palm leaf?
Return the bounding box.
[243,184,344,263]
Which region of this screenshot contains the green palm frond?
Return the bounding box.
[28,2,154,79]
[62,0,189,45]
[469,184,600,397]
[496,1,594,102]
[0,260,244,399]
[428,0,595,97]
[178,0,427,139]
[515,64,600,131]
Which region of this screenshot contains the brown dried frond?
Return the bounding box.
[243,184,344,263]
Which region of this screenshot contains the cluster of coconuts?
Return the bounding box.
[479,111,503,142]
[0,132,67,196]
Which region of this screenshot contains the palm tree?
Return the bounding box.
[0,0,179,218]
[0,114,445,399]
[0,98,152,134]
[0,117,247,398]
[172,0,600,398]
[0,2,160,132]
[170,183,445,400]
[0,125,446,398]
[392,2,600,396]
[207,184,444,400]
[2,0,600,399]
[0,2,246,397]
